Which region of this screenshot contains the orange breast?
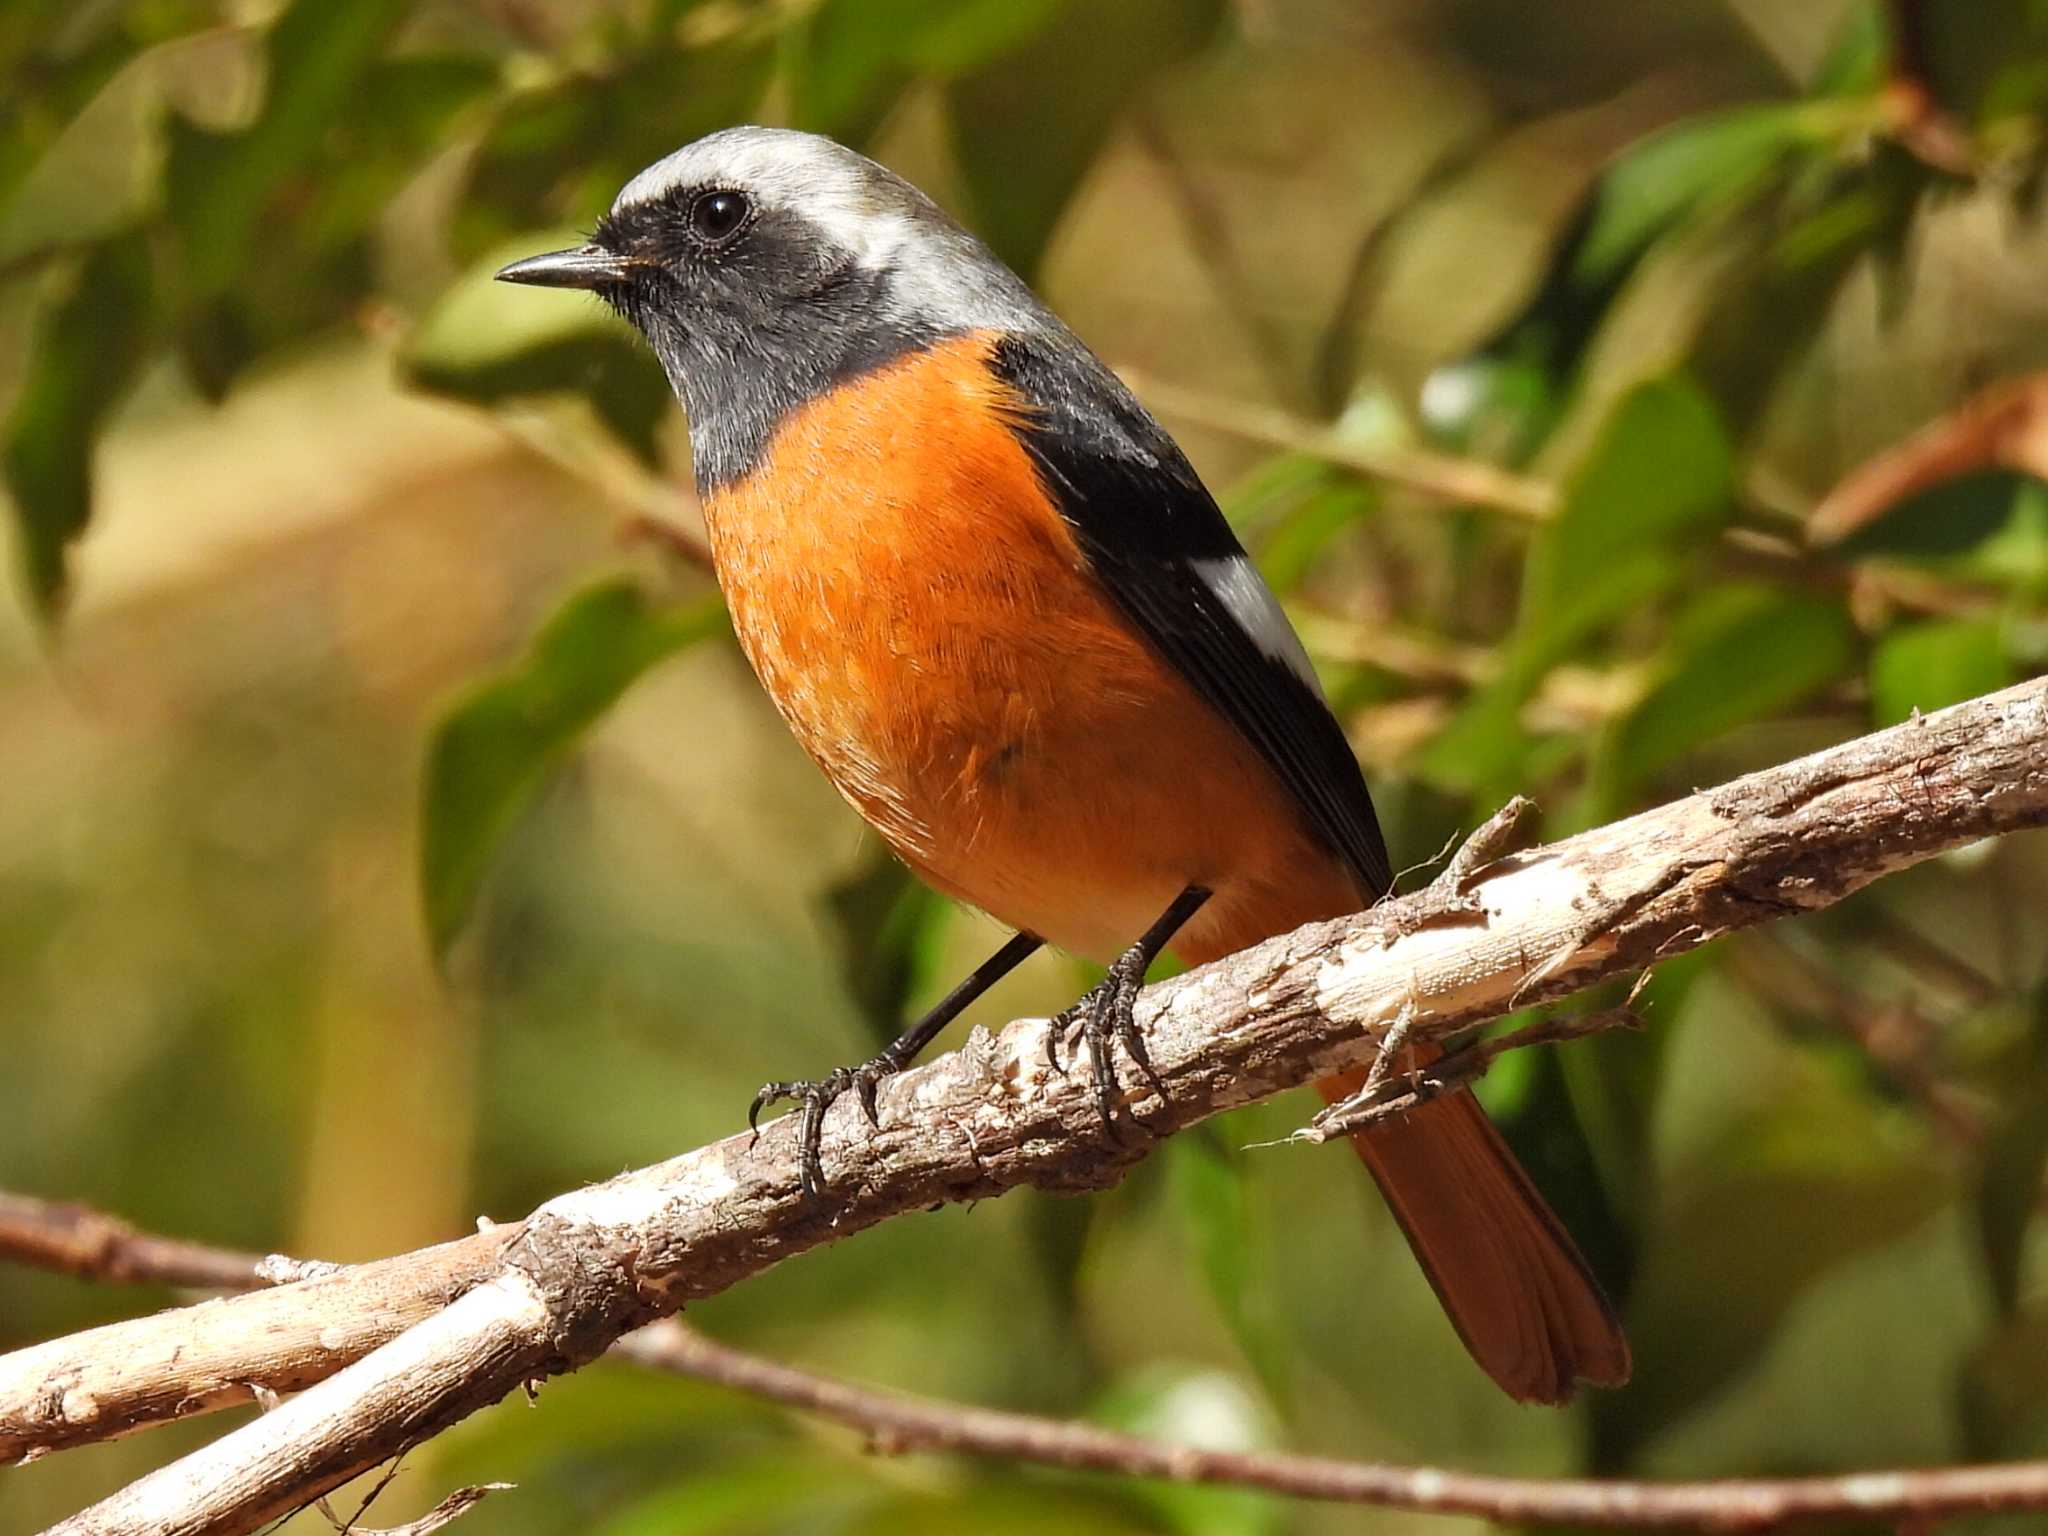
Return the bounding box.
[700,331,1358,962]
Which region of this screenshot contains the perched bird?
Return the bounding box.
[498,126,1629,1403]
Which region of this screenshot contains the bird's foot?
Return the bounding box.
[1045,945,1166,1138]
[748,1054,901,1199]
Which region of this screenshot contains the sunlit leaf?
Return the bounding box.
[1418,376,1731,795]
[403,240,673,463]
[1,234,152,617]
[1519,376,1733,664]
[1870,618,2013,727]
[1809,0,1891,97]
[1249,477,1374,595]
[420,579,727,960]
[790,0,1063,144]
[0,28,259,269]
[1575,103,1829,286]
[1595,586,1858,806]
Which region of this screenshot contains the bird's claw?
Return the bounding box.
[1047,949,1164,1141]
[748,1056,899,1199]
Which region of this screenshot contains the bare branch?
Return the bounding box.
[1,1228,519,1464]
[364,1483,514,1536]
[617,1321,2048,1532]
[12,678,2048,1534]
[1116,367,1560,518]
[0,1195,270,1293]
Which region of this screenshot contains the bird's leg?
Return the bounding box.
[1047,885,1211,1138]
[750,929,1043,1198]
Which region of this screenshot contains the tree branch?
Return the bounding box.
[10,1199,2048,1533]
[9,678,2048,1534]
[1,1228,518,1463]
[615,1322,2048,1532]
[1116,367,1560,518]
[0,1195,269,1293]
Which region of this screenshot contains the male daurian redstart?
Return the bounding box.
[499,127,1629,1403]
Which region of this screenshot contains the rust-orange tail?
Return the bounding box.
[1178,863,1627,1402]
[1318,1059,1630,1403]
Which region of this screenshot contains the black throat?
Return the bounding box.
[614,261,956,495]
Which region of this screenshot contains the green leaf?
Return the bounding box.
[1519,376,1733,667]
[0,29,255,269]
[403,240,673,463]
[419,579,727,960]
[1417,377,1732,796]
[846,1484,1150,1536]
[2,234,152,617]
[1596,586,1858,807]
[164,0,411,300]
[1810,0,1892,98]
[1249,477,1374,594]
[946,0,1225,279]
[1869,618,2014,727]
[1575,103,1832,286]
[789,0,1064,144]
[1834,470,2039,562]
[1960,1307,2048,1458]
[1550,951,1709,1237]
[1615,1163,1953,1461]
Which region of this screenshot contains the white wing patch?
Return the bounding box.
[1191,555,1322,694]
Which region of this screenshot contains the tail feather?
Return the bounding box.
[1173,873,1627,1403]
[1320,1064,1631,1404]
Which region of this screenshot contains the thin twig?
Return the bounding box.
[1304,1003,1644,1142]
[1727,930,1985,1147]
[1118,367,1560,518]
[0,1194,270,1292]
[614,1321,2048,1532]
[1858,905,2003,1009]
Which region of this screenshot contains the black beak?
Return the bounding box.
[494,244,635,290]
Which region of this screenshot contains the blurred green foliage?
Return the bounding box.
[6,2,2048,1533]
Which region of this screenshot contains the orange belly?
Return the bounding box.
[699,331,1357,962]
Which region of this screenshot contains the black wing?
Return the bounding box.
[990,333,1392,899]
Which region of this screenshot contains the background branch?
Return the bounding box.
[9,678,2048,1533]
[9,1196,2048,1532]
[0,1195,268,1293]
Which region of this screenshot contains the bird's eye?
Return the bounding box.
[689,190,750,244]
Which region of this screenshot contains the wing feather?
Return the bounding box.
[990,334,1392,899]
